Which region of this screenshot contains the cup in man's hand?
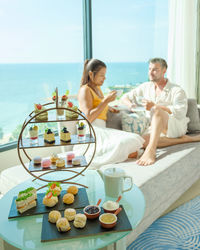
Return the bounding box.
[136,96,144,106]
[116,89,123,97]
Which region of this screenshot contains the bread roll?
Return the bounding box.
[63,193,74,204]
[64,208,76,221]
[43,195,58,207]
[48,210,61,223]
[67,185,78,195]
[56,217,71,232]
[73,213,87,228]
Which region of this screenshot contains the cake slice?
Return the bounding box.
[60,127,71,143]
[44,129,55,144]
[34,104,48,120]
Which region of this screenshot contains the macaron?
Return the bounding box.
[72,157,81,166]
[66,152,75,162]
[33,156,42,165]
[41,159,51,169]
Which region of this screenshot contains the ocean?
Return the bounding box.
[0,62,149,138]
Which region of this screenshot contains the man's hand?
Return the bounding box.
[142,100,155,111]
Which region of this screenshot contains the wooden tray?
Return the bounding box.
[41,206,132,242]
[8,188,89,219]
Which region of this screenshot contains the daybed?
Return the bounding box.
[0,99,200,249]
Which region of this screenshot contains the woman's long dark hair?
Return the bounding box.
[80,59,106,86]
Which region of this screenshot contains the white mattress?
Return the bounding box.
[99,142,200,246]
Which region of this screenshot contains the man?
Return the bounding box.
[121,58,200,166]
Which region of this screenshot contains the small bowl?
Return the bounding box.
[102,201,119,213]
[83,205,101,219]
[99,213,117,229]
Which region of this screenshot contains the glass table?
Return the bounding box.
[0,170,145,250]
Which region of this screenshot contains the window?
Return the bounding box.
[92,0,169,93]
[0,1,83,145]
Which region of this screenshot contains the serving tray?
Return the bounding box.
[41,205,132,242]
[8,188,89,219]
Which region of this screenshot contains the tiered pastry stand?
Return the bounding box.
[17,88,96,189]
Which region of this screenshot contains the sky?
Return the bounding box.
[0,0,168,63]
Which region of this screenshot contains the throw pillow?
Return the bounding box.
[121,111,149,135]
[186,99,200,132]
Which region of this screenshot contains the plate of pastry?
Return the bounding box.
[41,205,132,242]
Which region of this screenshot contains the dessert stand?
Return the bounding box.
[17,88,96,189]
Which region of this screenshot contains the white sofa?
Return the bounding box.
[0,99,200,248]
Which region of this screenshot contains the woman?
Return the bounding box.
[75,59,144,169]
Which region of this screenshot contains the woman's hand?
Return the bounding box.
[104,91,117,103]
[109,106,120,113]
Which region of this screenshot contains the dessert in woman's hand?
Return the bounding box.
[64,208,76,221]
[15,187,37,214]
[56,217,71,232]
[29,125,38,144]
[34,104,48,120]
[73,214,87,228]
[44,129,55,144]
[77,122,86,138]
[48,210,61,223]
[63,193,74,204]
[60,127,71,143]
[50,153,59,164]
[33,156,42,165]
[43,190,58,207]
[56,158,65,168]
[48,182,62,196]
[65,101,79,119]
[67,185,78,195]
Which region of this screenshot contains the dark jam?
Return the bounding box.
[85,206,99,214]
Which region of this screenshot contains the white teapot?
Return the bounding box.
[97,167,133,198]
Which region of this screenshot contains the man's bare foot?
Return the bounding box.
[136,147,156,166]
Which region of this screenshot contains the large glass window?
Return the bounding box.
[92,0,169,93]
[0,0,83,145]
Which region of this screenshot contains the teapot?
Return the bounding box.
[97,167,133,198]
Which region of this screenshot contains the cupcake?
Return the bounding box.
[60,127,71,143]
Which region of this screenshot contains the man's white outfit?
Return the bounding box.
[123,80,190,138]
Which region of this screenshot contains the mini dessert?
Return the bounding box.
[15,187,37,214]
[48,210,61,223]
[44,129,55,144]
[73,214,87,228]
[34,104,48,120]
[48,182,62,196]
[66,152,75,162]
[62,94,68,102]
[65,101,79,119]
[64,208,76,221]
[77,122,86,138]
[33,156,42,165]
[56,217,71,232]
[72,157,81,166]
[50,153,59,164]
[103,200,119,213]
[43,190,58,207]
[67,185,78,195]
[60,127,71,143]
[56,158,65,168]
[29,125,38,143]
[63,193,74,204]
[41,159,51,169]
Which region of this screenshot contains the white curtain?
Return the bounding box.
[196,0,200,104]
[167,0,197,98]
